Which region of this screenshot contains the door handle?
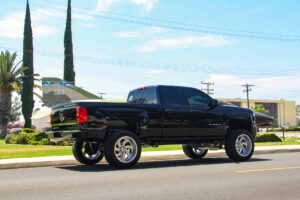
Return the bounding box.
[190,110,199,113]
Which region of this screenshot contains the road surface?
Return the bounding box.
[1,152,300,200]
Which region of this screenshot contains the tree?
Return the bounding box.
[64,0,75,84]
[0,51,27,137]
[251,105,269,114]
[21,0,34,128]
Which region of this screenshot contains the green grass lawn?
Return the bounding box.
[1,139,300,160]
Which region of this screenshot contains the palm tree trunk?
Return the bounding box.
[0,88,12,137]
[1,117,8,137]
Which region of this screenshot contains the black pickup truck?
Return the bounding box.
[48,85,272,168]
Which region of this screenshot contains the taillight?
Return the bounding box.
[50,114,52,125]
[76,107,87,123]
[138,86,146,91]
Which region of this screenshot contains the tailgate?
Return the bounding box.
[51,104,79,131]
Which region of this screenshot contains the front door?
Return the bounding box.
[161,86,225,137]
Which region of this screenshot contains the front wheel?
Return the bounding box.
[182,144,208,159]
[104,131,141,169]
[72,141,104,165]
[225,129,254,161]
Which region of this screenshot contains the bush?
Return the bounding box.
[10,138,17,144]
[33,132,48,141]
[28,140,39,145]
[285,127,300,132]
[5,135,13,144]
[256,133,282,142]
[5,132,18,144]
[16,132,34,144]
[38,138,50,145]
[22,128,36,133]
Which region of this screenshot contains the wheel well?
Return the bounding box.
[228,119,252,134]
[105,119,140,138]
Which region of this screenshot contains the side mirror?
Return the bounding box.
[208,99,218,108]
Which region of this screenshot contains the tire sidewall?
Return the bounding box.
[182,144,208,159]
[104,131,141,168]
[72,140,104,165]
[225,129,254,161]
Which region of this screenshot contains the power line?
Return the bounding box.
[1,45,300,77]
[242,84,254,109]
[10,0,300,42]
[201,82,214,95]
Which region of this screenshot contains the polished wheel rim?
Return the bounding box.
[192,148,206,155]
[114,136,138,163]
[235,134,252,157]
[81,142,102,160]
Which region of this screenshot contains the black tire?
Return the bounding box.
[225,129,254,161]
[182,144,208,159]
[104,131,141,169]
[72,140,104,165]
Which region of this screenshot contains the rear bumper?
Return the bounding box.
[47,130,86,142]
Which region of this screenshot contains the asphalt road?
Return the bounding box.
[1,152,300,200]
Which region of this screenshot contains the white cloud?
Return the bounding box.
[114,31,143,38]
[131,0,157,11]
[94,0,121,11]
[207,74,300,101]
[80,23,96,28]
[140,35,230,52]
[147,69,164,78]
[0,11,57,39]
[94,0,157,11]
[113,26,164,38]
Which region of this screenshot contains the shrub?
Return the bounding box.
[285,127,300,132]
[33,132,48,141]
[28,140,39,145]
[16,132,34,144]
[5,135,13,144]
[38,138,50,145]
[256,133,282,142]
[22,128,36,133]
[10,138,17,144]
[5,132,18,144]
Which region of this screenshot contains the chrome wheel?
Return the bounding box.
[114,136,138,163]
[81,142,102,160]
[192,148,206,155]
[235,134,252,157]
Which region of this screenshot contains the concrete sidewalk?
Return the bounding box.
[1,145,300,170]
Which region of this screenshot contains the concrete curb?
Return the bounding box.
[1,146,300,170]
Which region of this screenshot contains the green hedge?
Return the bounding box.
[256,133,282,142]
[4,129,72,146]
[269,127,300,132]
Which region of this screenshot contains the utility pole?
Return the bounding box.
[201,82,214,95]
[242,84,254,109]
[98,92,106,99]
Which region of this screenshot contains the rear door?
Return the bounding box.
[160,87,191,137]
[127,87,163,138]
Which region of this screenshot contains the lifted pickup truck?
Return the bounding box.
[48,85,270,168]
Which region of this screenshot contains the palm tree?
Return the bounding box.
[0,50,27,137]
[251,105,269,115]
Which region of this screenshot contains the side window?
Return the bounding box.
[127,87,158,104]
[184,88,211,106]
[161,87,187,106]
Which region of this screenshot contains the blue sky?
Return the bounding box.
[1,0,300,106]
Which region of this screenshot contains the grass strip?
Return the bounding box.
[1,140,300,160]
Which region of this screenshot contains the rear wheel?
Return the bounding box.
[104,131,141,169]
[72,140,103,165]
[182,144,208,159]
[225,129,254,161]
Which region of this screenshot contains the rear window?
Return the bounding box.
[127,87,158,104]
